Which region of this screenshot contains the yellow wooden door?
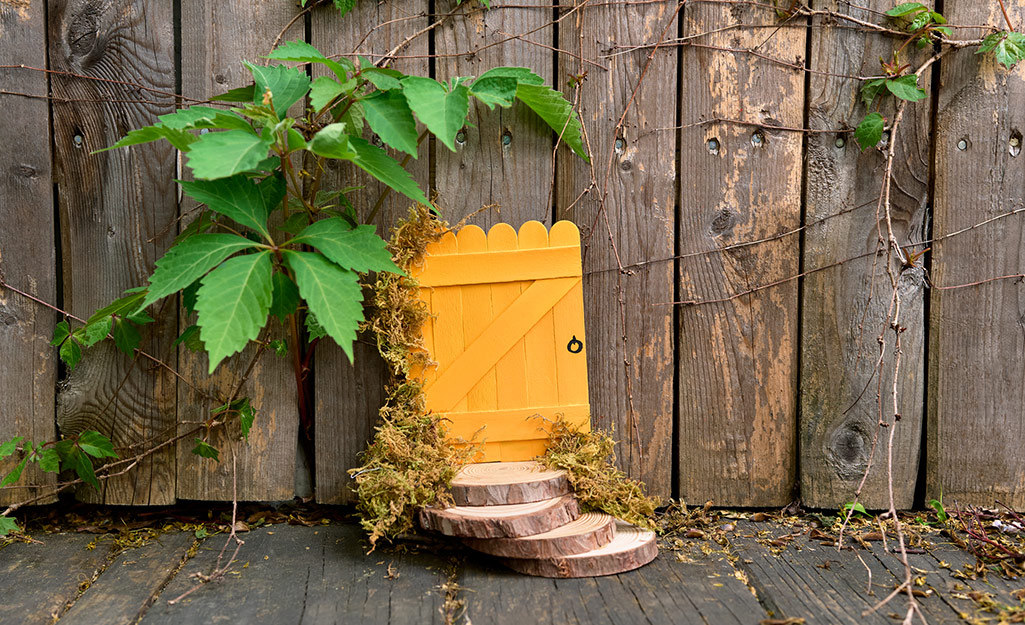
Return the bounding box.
[410,220,590,461]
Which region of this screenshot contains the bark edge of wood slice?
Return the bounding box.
[450,461,571,506]
[500,521,657,578]
[463,512,616,558]
[418,495,580,538]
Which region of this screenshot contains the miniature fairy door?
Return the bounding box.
[411,220,590,461]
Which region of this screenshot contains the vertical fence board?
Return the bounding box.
[799,0,930,509]
[48,0,178,504]
[676,4,803,506]
[310,1,430,504]
[929,0,1025,507]
[0,0,57,505]
[435,0,554,228]
[177,2,301,500]
[556,2,676,498]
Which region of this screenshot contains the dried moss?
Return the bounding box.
[540,418,661,531]
[350,205,476,550]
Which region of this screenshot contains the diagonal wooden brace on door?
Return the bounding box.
[424,277,579,412]
[412,220,591,462]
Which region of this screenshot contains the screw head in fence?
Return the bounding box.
[73,134,84,148]
[751,131,764,147]
[707,138,720,155]
[834,136,846,148]
[957,138,968,151]
[502,132,512,147]
[1010,131,1022,157]
[456,130,467,145]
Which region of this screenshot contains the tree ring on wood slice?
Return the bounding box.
[449,461,571,506]
[500,521,657,578]
[418,495,580,538]
[463,512,616,559]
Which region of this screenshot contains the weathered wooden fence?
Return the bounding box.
[0,0,1023,509]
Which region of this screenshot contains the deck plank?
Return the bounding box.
[457,547,766,625]
[61,532,195,625]
[0,533,110,625]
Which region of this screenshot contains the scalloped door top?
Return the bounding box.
[410,220,590,461]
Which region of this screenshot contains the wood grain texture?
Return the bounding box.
[500,521,656,578]
[556,0,676,498]
[139,525,449,625]
[59,532,195,625]
[799,0,930,509]
[310,0,430,505]
[434,0,554,228]
[676,3,803,506]
[0,0,57,505]
[928,0,1025,507]
[450,461,570,505]
[464,511,615,559]
[459,547,768,624]
[176,0,300,501]
[49,0,178,505]
[0,533,111,625]
[418,494,580,538]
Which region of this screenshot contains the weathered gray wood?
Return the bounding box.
[459,546,768,624]
[309,0,431,505]
[556,0,676,499]
[419,494,580,538]
[0,0,57,505]
[177,1,301,501]
[0,533,111,624]
[49,0,178,505]
[730,523,905,624]
[60,532,195,625]
[928,0,1025,508]
[676,3,802,506]
[435,0,555,228]
[799,0,930,509]
[140,524,449,625]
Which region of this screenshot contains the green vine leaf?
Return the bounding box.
[51,320,71,347]
[400,76,471,151]
[265,39,351,80]
[470,67,545,109]
[77,317,112,348]
[884,74,927,102]
[0,516,19,536]
[186,130,274,180]
[59,444,100,490]
[173,325,205,352]
[211,84,256,103]
[348,137,429,204]
[978,31,1025,70]
[514,82,589,162]
[38,448,60,474]
[305,312,328,341]
[142,234,260,308]
[855,112,886,151]
[310,76,352,114]
[885,2,927,17]
[194,251,274,373]
[289,220,402,274]
[78,431,118,460]
[59,339,82,370]
[0,437,22,459]
[308,123,357,160]
[158,106,254,133]
[178,174,284,241]
[362,90,419,157]
[94,125,197,154]
[191,438,220,462]
[269,272,301,322]
[112,318,142,356]
[284,251,364,363]
[244,62,311,118]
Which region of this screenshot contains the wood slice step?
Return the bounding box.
[449,461,571,506]
[418,495,580,539]
[500,521,658,578]
[463,512,616,559]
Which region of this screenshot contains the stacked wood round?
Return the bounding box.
[418,461,657,578]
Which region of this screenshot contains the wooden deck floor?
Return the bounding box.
[1,519,1021,624]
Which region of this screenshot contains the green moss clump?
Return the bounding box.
[350,205,476,550]
[540,418,661,531]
